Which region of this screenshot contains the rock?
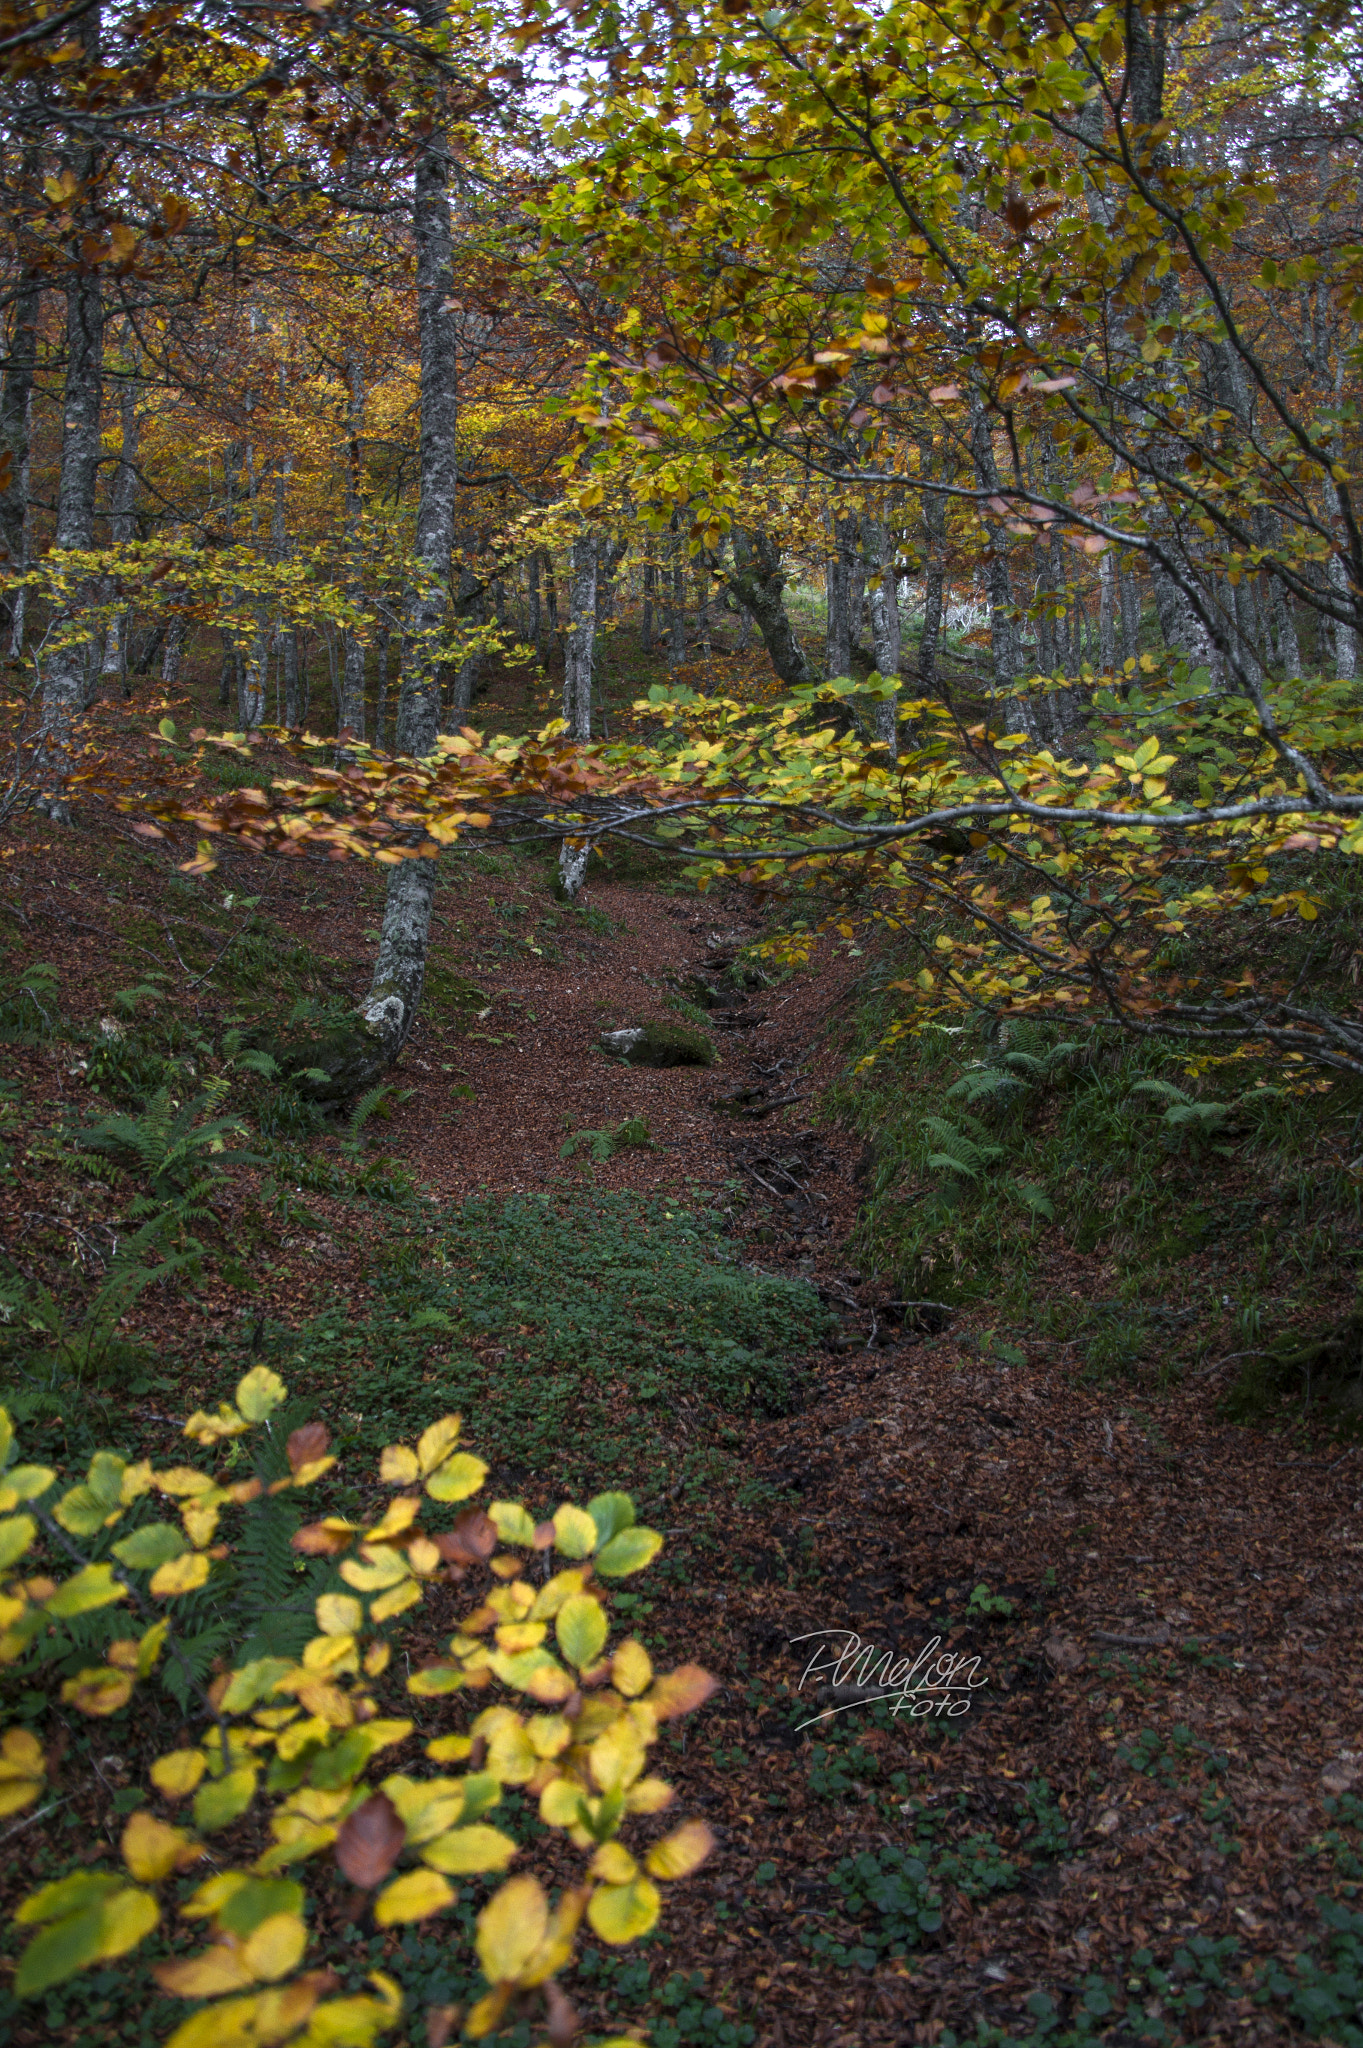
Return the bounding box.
[1322,1758,1360,1796]
[265,1021,387,1102]
[600,1021,717,1068]
[1045,1635,1086,1674]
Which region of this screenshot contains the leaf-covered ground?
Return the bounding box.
[2,674,1361,2048]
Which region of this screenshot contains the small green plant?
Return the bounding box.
[966,1582,1016,1619]
[560,1115,658,1167]
[74,1087,257,1237]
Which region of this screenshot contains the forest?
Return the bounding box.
[1,1,1362,2045]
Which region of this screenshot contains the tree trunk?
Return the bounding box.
[562,532,597,741]
[863,514,900,755]
[641,558,655,653]
[161,613,186,689]
[668,515,686,665]
[825,514,857,677]
[39,266,104,810]
[339,351,367,745]
[1119,559,1140,667]
[361,26,460,1077]
[527,550,542,653]
[374,621,390,747]
[0,268,38,657]
[726,528,812,687]
[102,368,139,687]
[1099,550,1116,672]
[917,471,946,689]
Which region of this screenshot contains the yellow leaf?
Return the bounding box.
[242,1910,308,1980]
[316,1593,363,1637]
[587,1876,660,1944]
[488,1501,537,1546]
[420,1825,518,1875]
[0,1727,44,1816]
[339,1546,409,1593]
[151,1749,206,1800]
[528,1568,587,1621]
[645,1819,715,1880]
[378,1444,420,1486]
[415,1415,462,1475]
[155,1466,218,1497]
[590,1716,646,1794]
[611,1639,652,1698]
[235,1366,287,1422]
[61,1666,134,1716]
[364,1495,420,1544]
[483,1715,538,1785]
[539,1776,587,1828]
[374,1870,455,1925]
[552,1503,599,1559]
[151,1550,211,1598]
[555,1593,608,1670]
[591,1841,638,1883]
[163,1980,326,2048]
[370,1577,423,1623]
[525,1713,572,1759]
[155,1944,256,1998]
[181,1496,222,1548]
[122,1811,198,1882]
[424,1452,487,1503]
[475,1873,549,1984]
[624,1776,674,1815]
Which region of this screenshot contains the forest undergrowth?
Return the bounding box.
[2,656,1362,2048]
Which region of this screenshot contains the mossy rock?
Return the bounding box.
[1223,1311,1363,1421]
[601,1021,717,1068]
[265,1022,387,1102]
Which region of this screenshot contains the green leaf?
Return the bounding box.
[45,1564,127,1618]
[216,1879,304,1937]
[556,1592,609,1670]
[15,1886,158,1997]
[0,1513,36,1570]
[158,717,177,740]
[193,1767,257,1834]
[53,1487,114,1538]
[586,1492,635,1547]
[111,1523,187,1571]
[16,1873,126,1926]
[220,1658,294,1714]
[594,1526,663,1578]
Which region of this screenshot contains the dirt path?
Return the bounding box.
[3,727,1360,2046]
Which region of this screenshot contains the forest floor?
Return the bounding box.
[1,657,1361,2048]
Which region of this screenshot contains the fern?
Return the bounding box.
[0,961,60,1045]
[921,1114,1004,1182]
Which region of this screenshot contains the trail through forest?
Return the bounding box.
[1,671,1359,2048]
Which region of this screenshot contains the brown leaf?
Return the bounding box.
[292,1520,354,1556]
[1003,192,1031,234]
[544,1978,579,2048]
[432,1509,497,1566]
[647,1664,719,1720]
[1044,1635,1085,1674]
[287,1421,331,1473]
[335,1791,404,1889]
[929,383,961,403]
[533,1521,557,1551]
[426,2005,461,2048]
